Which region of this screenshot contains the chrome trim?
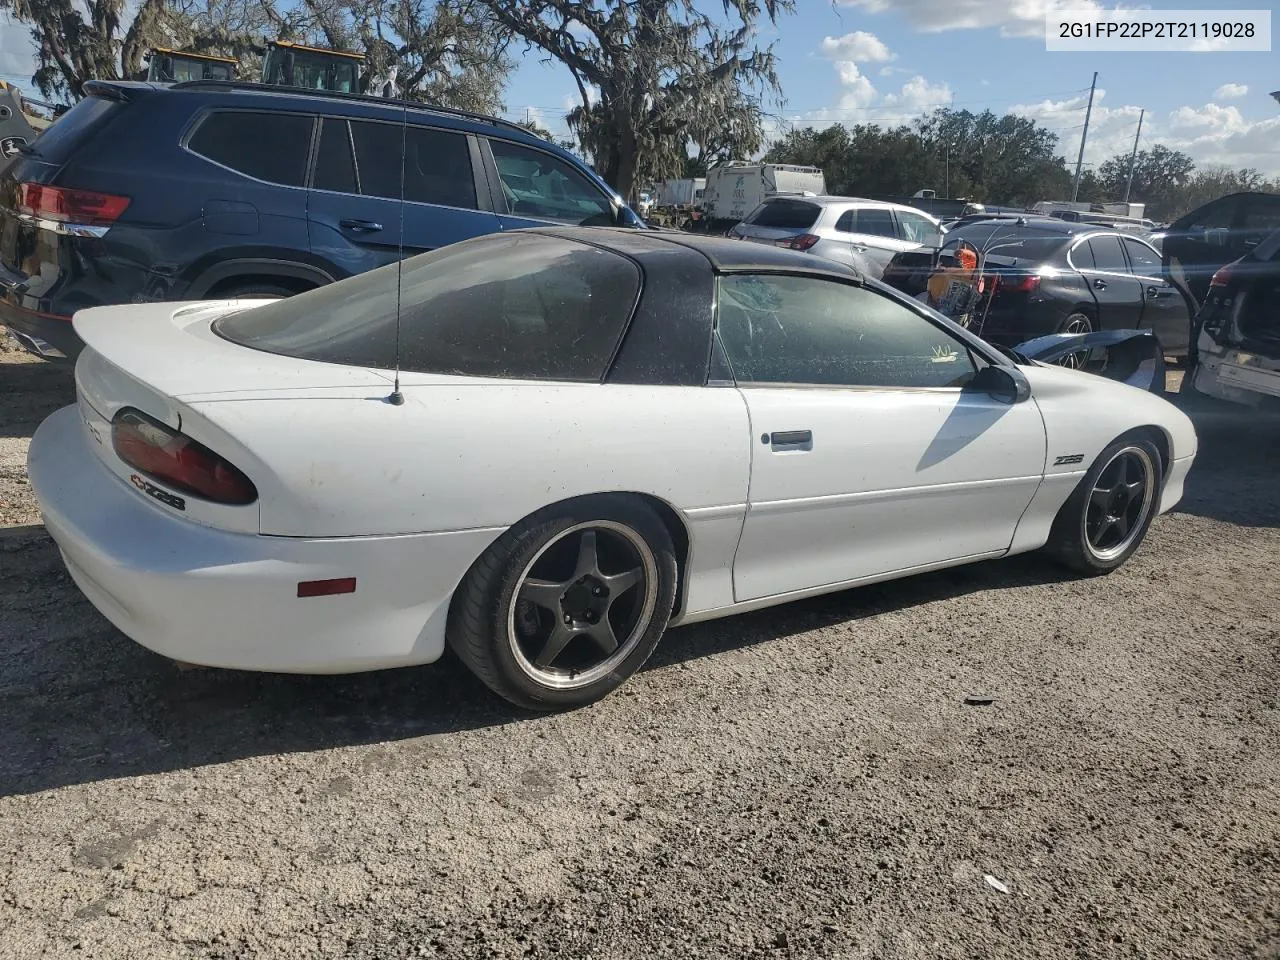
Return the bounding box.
[14,213,110,238]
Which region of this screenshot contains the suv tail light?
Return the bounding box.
[111,408,257,505]
[1209,264,1235,288]
[18,183,130,226]
[777,233,820,251]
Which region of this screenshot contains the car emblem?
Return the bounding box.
[130,473,186,511]
[0,137,25,159]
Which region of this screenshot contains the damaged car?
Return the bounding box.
[1186,227,1280,406]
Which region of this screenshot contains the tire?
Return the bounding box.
[1044,434,1164,576]
[447,495,678,710]
[213,281,299,301]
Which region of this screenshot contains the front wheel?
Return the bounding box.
[1044,436,1163,575]
[447,495,677,710]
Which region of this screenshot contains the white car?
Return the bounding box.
[27,228,1198,710]
[728,196,944,277]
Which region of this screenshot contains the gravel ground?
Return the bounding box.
[1,341,1278,960]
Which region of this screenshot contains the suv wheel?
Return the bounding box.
[214,281,303,301]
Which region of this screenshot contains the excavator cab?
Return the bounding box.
[261,41,363,93]
[146,48,238,83]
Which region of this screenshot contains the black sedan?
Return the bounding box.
[882,217,1193,356]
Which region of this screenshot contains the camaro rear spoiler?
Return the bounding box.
[1014,329,1166,393]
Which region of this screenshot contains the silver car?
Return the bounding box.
[728,196,944,278]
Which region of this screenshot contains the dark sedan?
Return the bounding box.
[882,217,1193,356]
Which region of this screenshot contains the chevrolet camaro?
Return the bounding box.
[27,228,1198,709]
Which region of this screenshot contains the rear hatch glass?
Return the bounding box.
[19,95,122,164]
[0,94,123,275]
[738,199,820,243]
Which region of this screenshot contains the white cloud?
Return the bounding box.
[820,31,895,63]
[1213,83,1248,100]
[834,61,878,109]
[1011,90,1280,176]
[836,0,1105,39]
[883,76,954,112]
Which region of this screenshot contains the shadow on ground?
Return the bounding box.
[0,524,1071,798]
[0,353,75,439]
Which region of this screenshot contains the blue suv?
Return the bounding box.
[0,79,643,359]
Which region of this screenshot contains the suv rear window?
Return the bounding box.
[23,95,120,163]
[213,233,641,381]
[745,199,820,230]
[188,111,314,187]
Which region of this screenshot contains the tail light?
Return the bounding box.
[1209,264,1235,288]
[18,182,130,226]
[111,408,257,505]
[776,233,820,251]
[987,273,1040,293]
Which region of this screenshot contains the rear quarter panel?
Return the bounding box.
[191,383,754,539]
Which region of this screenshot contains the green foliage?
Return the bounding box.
[478,0,794,198]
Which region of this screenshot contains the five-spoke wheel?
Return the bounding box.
[448,496,677,710]
[1046,434,1163,574]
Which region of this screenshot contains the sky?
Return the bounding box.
[2,0,1278,176]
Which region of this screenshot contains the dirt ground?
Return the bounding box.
[1,341,1277,960]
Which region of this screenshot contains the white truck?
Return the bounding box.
[700,163,826,225]
[656,178,707,209]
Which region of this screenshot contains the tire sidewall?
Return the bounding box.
[1072,436,1164,573]
[473,497,677,710]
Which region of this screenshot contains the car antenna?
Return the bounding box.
[386,90,408,406]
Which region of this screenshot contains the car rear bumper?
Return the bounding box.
[28,404,504,673]
[0,299,79,359]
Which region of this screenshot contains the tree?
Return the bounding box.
[1095,144,1194,219]
[764,109,1070,206]
[1,0,173,99]
[2,0,514,115]
[478,0,794,199]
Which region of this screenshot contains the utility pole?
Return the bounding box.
[1072,71,1098,202]
[1123,109,1144,203]
[945,143,950,199]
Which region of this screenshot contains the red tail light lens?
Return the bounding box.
[777,233,820,251]
[18,182,130,226]
[1209,265,1234,288]
[111,408,257,505]
[989,273,1040,292]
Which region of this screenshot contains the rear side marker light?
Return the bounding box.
[111,407,257,505]
[297,578,357,598]
[1209,265,1234,288]
[18,182,130,226]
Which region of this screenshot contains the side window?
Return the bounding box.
[188,111,313,186]
[1242,197,1280,242]
[349,121,477,209]
[1088,235,1129,272]
[716,274,977,389]
[1186,199,1235,231]
[313,117,357,194]
[489,139,614,225]
[854,208,897,239]
[897,210,942,245]
[834,210,855,233]
[1070,239,1096,269]
[1122,238,1162,277]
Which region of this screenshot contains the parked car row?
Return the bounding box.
[0,78,643,359]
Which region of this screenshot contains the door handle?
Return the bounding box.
[1093,278,1107,290]
[851,243,868,252]
[340,218,383,233]
[767,429,813,451]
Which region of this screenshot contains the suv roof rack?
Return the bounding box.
[168,80,530,135]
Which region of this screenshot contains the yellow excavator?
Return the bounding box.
[145,48,239,83]
[261,40,364,93]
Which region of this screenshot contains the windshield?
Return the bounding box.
[213,233,641,382]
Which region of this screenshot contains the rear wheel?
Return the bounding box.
[447,495,677,710]
[1055,312,1094,369]
[1045,435,1163,575]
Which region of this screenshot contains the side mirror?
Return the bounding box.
[969,364,1031,404]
